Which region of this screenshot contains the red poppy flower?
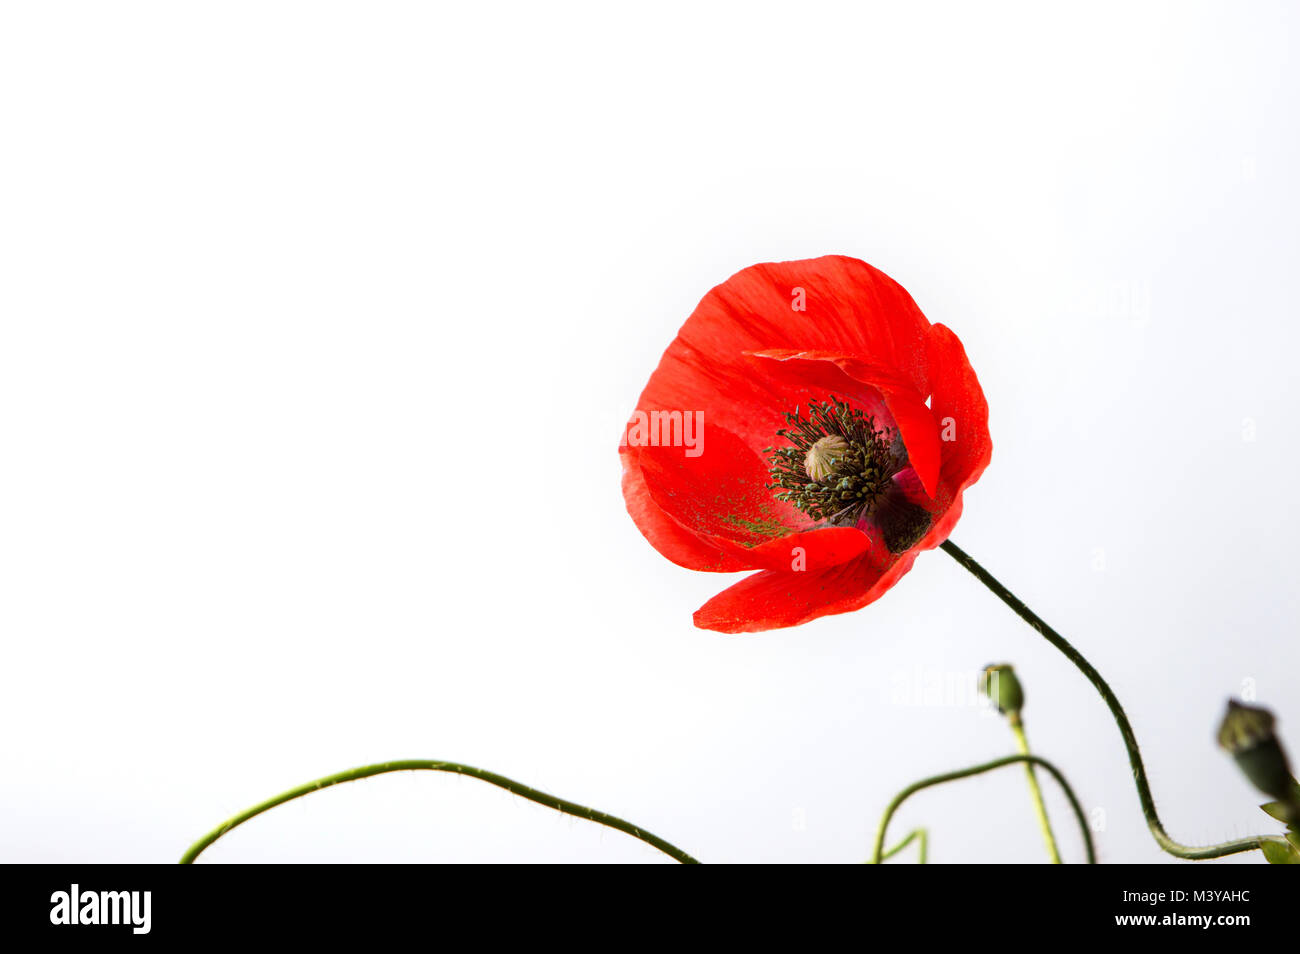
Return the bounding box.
[620,255,991,633]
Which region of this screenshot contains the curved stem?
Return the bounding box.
[942,538,1271,860]
[180,760,698,864]
[870,753,1095,864]
[1010,716,1062,863]
[879,827,928,863]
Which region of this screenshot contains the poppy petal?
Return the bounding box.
[627,425,805,546]
[626,426,875,571]
[632,256,933,456]
[693,550,920,634]
[620,456,748,572]
[927,323,992,495]
[910,324,991,552]
[742,526,875,572]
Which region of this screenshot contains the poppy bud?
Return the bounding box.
[1216,701,1297,805]
[980,663,1024,717]
[803,435,849,482]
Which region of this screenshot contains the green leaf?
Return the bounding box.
[1260,839,1300,864]
[1260,801,1291,823]
[1288,831,1300,851]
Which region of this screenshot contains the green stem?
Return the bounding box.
[1010,716,1062,863]
[180,760,698,864]
[879,827,928,863]
[870,753,1095,864]
[942,538,1272,860]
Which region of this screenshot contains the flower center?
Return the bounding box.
[765,397,898,525]
[765,396,932,553]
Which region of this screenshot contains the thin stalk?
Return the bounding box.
[870,753,1095,864]
[180,760,698,864]
[879,827,928,863]
[1009,715,1061,863]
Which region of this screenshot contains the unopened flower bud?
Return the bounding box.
[980,663,1024,717]
[1217,700,1297,804]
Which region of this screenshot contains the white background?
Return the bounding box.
[2,1,1297,864]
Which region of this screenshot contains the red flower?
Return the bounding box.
[620,255,991,633]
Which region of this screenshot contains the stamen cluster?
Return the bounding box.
[765,397,898,526]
